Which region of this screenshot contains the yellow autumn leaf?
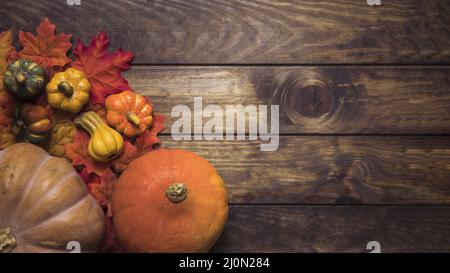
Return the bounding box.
[47,111,77,157]
[0,49,18,150]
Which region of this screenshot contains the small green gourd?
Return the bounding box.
[3,59,45,100]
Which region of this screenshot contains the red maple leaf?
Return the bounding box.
[7,50,18,63]
[87,168,117,210]
[111,140,138,173]
[77,166,91,185]
[135,113,166,155]
[72,32,134,106]
[18,18,72,70]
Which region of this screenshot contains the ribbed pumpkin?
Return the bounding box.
[46,68,91,113]
[112,148,228,253]
[2,59,45,100]
[0,143,105,253]
[105,90,153,137]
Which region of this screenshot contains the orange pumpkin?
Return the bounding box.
[105,91,153,137]
[112,148,228,253]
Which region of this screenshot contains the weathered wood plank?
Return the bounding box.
[128,66,450,134]
[212,205,450,252]
[1,0,449,64]
[161,136,450,204]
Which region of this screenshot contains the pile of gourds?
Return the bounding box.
[2,59,154,162]
[0,21,228,254]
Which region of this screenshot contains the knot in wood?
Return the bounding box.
[280,71,336,122]
[294,78,331,118]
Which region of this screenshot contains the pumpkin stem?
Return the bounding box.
[58,81,74,97]
[15,72,26,84]
[127,112,141,126]
[166,183,187,203]
[0,227,16,253]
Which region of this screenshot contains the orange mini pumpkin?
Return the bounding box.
[105,90,153,137]
[112,148,229,253]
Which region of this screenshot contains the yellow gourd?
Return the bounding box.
[46,68,91,113]
[75,111,124,162]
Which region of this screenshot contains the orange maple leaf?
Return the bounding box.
[18,17,72,70]
[0,29,14,90]
[72,32,134,106]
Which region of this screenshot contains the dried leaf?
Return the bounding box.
[111,140,138,173]
[75,166,122,252]
[72,32,133,106]
[0,112,16,150]
[88,169,116,208]
[0,29,14,91]
[18,18,72,70]
[0,87,17,117]
[7,49,18,63]
[77,167,123,252]
[47,111,76,157]
[101,215,125,253]
[135,113,166,155]
[89,103,107,119]
[77,166,90,185]
[0,87,18,150]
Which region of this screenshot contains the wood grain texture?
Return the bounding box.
[128,66,450,134]
[161,136,450,204]
[212,205,450,252]
[1,0,449,64]
[2,0,450,253]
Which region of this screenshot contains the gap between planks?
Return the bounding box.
[132,63,450,67]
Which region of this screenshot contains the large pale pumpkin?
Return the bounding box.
[112,148,228,253]
[0,143,105,253]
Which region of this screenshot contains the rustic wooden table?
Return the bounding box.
[2,0,450,252]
